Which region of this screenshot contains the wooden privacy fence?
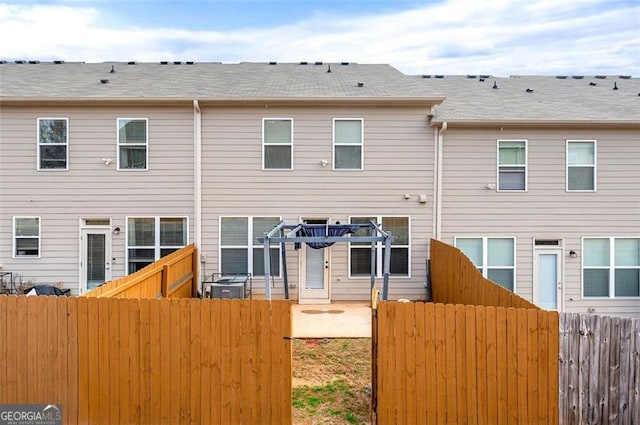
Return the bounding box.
[83,244,198,298]
[559,313,640,425]
[0,296,292,425]
[374,301,559,425]
[430,239,538,309]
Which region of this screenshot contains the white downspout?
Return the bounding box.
[435,121,447,240]
[193,100,202,284]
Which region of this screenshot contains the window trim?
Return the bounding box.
[262,118,294,171]
[348,215,411,279]
[496,139,528,192]
[218,216,282,278]
[117,118,149,171]
[581,236,640,299]
[453,236,517,291]
[125,216,189,274]
[37,117,69,171]
[333,118,364,171]
[13,216,41,258]
[566,140,597,192]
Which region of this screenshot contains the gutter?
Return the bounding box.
[0,96,446,108]
[434,121,447,240]
[193,100,202,279]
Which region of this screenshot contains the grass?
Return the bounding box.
[292,338,371,425]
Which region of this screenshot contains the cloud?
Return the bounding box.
[0,0,638,75]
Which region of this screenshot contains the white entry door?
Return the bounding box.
[299,219,330,304]
[81,228,112,293]
[534,249,563,310]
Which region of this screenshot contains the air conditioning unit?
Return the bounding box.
[210,281,245,299]
[207,274,249,299]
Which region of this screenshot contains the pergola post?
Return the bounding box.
[382,234,391,300]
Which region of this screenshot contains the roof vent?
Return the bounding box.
[613,82,618,90]
[100,79,109,84]
[186,61,194,65]
[127,61,136,65]
[269,61,277,65]
[110,65,115,73]
[589,82,596,86]
[572,76,584,79]
[556,75,567,79]
[315,61,323,65]
[160,61,168,65]
[341,62,349,65]
[53,60,64,64]
[28,60,40,64]
[299,61,308,65]
[619,75,631,79]
[526,88,534,93]
[492,81,498,89]
[357,82,364,87]
[173,61,181,65]
[595,75,607,79]
[327,64,331,73]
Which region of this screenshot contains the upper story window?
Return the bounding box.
[497,140,527,191]
[37,118,68,170]
[219,216,281,277]
[334,119,363,170]
[567,140,596,191]
[263,119,293,170]
[455,237,516,291]
[118,118,148,170]
[14,217,41,258]
[583,237,639,298]
[349,216,410,278]
[126,216,187,273]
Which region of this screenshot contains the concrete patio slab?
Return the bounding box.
[291,302,372,338]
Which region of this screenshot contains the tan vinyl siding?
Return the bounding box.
[0,106,195,293]
[201,106,434,301]
[440,127,640,317]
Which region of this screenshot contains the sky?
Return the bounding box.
[0,0,638,76]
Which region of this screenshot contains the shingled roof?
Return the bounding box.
[0,61,443,103]
[420,74,640,124]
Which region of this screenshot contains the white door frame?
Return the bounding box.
[79,224,112,294]
[298,217,331,304]
[533,248,563,311]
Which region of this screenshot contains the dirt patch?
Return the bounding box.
[292,338,371,425]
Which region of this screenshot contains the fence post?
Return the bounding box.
[161,264,169,298]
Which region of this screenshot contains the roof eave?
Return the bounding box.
[0,96,445,107]
[430,118,640,129]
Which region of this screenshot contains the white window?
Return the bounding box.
[37,118,68,170]
[118,118,148,170]
[333,119,363,170]
[219,217,281,277]
[567,140,596,191]
[13,217,41,258]
[583,237,640,298]
[126,217,187,273]
[263,118,293,170]
[455,237,516,291]
[349,216,410,277]
[497,140,527,191]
